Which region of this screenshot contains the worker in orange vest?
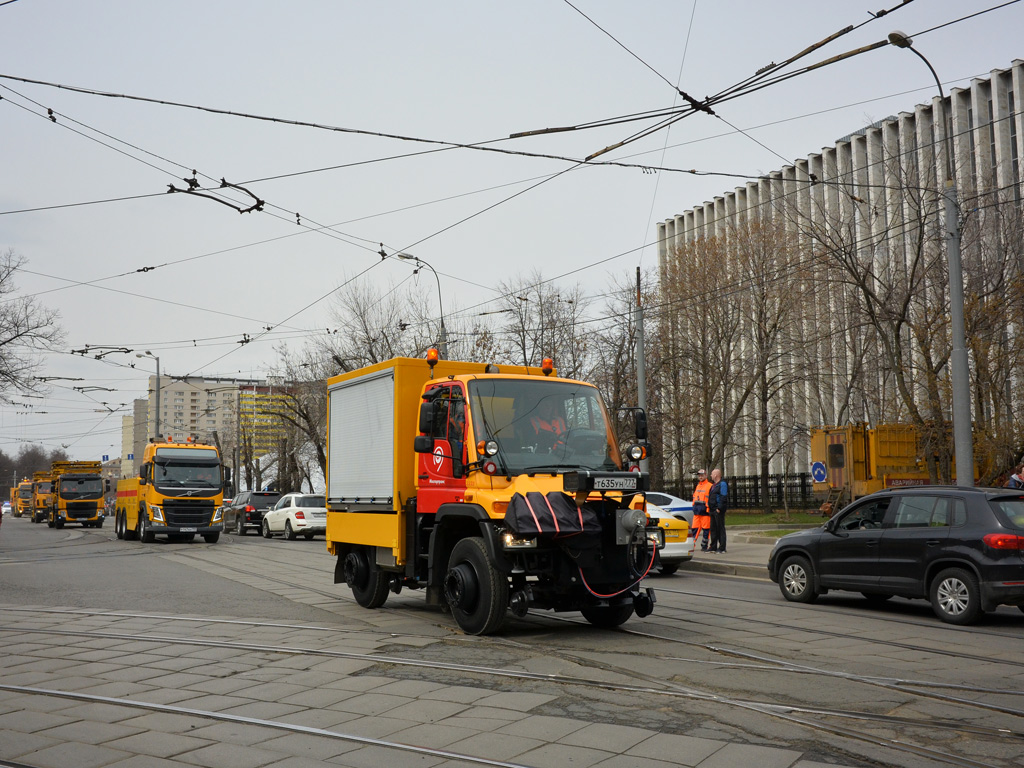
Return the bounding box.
[692,469,712,551]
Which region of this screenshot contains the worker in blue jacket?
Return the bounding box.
[707,468,729,553]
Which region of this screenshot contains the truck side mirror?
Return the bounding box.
[139,464,148,485]
[635,409,648,441]
[418,402,435,434]
[223,466,232,484]
[414,435,435,453]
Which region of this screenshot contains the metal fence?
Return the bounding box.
[667,473,816,510]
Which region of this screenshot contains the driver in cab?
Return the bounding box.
[530,399,566,453]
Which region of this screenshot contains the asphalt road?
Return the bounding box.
[2,512,1023,768]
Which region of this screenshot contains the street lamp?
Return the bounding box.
[397,253,448,358]
[889,30,974,486]
[136,351,161,441]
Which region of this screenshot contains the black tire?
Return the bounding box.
[304,532,314,540]
[659,563,680,576]
[235,517,246,536]
[444,537,508,635]
[114,512,124,540]
[55,517,64,530]
[285,521,296,541]
[203,532,220,543]
[861,592,893,604]
[344,548,389,609]
[1018,605,1024,615]
[779,555,818,603]
[95,519,104,529]
[581,602,635,628]
[262,520,273,539]
[123,513,138,541]
[930,567,982,625]
[139,514,154,543]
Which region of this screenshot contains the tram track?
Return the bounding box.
[2,617,1022,768]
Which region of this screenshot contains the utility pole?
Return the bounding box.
[635,267,649,474]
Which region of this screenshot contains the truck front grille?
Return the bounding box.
[164,499,215,527]
[67,502,99,519]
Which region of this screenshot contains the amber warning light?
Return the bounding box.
[426,348,439,371]
[541,358,554,376]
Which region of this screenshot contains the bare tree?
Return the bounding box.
[0,250,64,403]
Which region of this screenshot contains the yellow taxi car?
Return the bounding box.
[646,502,694,575]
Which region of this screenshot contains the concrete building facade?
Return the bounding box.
[657,60,1024,485]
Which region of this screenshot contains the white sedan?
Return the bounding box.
[262,493,327,540]
[646,502,695,575]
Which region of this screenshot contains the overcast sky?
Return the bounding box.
[2,0,1022,461]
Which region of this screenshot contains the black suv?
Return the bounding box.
[768,487,1024,624]
[223,490,282,536]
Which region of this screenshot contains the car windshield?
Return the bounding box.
[297,495,325,507]
[467,378,620,474]
[990,497,1024,530]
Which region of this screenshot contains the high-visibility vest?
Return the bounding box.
[531,415,566,436]
[692,479,712,508]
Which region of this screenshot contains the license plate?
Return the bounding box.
[665,530,679,539]
[594,477,637,490]
[179,527,197,532]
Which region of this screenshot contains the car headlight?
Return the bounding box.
[150,505,165,522]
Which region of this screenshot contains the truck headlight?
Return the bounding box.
[212,507,223,523]
[503,532,537,549]
[150,505,165,522]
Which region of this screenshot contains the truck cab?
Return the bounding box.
[31,472,55,524]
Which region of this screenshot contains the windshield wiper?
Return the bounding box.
[523,464,585,474]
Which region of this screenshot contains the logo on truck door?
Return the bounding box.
[433,445,445,469]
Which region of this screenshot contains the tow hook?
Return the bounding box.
[633,587,656,618]
[509,587,531,618]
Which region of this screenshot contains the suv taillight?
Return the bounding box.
[295,511,305,520]
[983,533,1024,550]
[245,505,255,513]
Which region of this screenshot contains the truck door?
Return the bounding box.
[417,383,468,515]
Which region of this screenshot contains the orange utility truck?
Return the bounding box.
[31,470,55,524]
[49,461,107,528]
[325,354,660,635]
[115,439,226,543]
[15,479,34,518]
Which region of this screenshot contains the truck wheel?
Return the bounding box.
[444,537,508,635]
[115,513,124,540]
[203,532,220,543]
[779,556,817,603]
[47,514,54,528]
[581,602,635,628]
[55,517,64,530]
[344,549,389,609]
[139,515,155,543]
[931,567,982,625]
[285,521,296,541]
[95,519,104,529]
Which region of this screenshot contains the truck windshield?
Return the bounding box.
[152,460,222,490]
[59,478,103,498]
[468,378,621,473]
[36,482,52,493]
[19,488,32,499]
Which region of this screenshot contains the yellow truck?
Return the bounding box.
[49,461,107,528]
[14,479,33,518]
[810,423,975,510]
[114,439,226,543]
[31,470,56,524]
[325,354,660,635]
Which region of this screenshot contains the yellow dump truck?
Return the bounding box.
[31,470,55,524]
[115,439,226,543]
[15,479,33,517]
[49,461,107,528]
[325,354,660,635]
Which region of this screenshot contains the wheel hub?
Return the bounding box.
[343,552,367,589]
[444,562,479,611]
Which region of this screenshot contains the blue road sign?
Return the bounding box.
[102,455,109,462]
[811,461,827,483]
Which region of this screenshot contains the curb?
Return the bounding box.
[681,558,769,580]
